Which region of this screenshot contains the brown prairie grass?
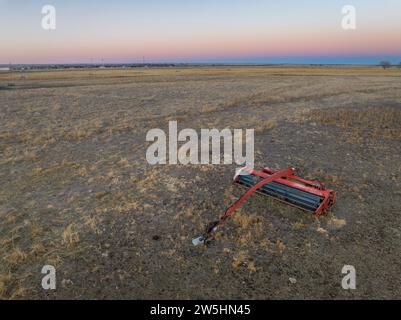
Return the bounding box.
[84,216,102,234]
[10,285,26,300]
[63,120,104,141]
[312,169,340,185]
[0,273,12,299]
[6,248,27,265]
[255,119,277,133]
[30,223,43,238]
[199,92,288,116]
[328,217,347,228]
[1,66,400,84]
[317,227,329,236]
[232,211,262,229]
[23,150,37,162]
[118,157,130,167]
[62,224,79,248]
[31,243,46,256]
[276,240,286,254]
[232,250,256,272]
[308,107,401,141]
[32,160,81,177]
[200,104,219,114]
[292,221,308,230]
[219,93,286,111]
[4,213,18,225]
[95,189,140,215]
[64,127,89,141]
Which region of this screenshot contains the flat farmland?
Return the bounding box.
[0,66,400,299]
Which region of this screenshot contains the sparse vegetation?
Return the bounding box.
[6,248,27,265]
[308,107,401,140]
[0,66,400,299]
[62,224,79,248]
[328,217,347,228]
[255,119,277,133]
[0,273,12,299]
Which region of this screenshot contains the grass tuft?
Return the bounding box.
[62,224,79,248]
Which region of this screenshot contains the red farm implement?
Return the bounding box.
[192,165,337,246]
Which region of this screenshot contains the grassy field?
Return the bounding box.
[0,66,400,299]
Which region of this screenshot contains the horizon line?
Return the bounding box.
[1,62,399,67]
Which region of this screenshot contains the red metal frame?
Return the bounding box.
[224,167,295,220]
[234,166,336,215]
[199,168,296,242]
[193,165,337,245]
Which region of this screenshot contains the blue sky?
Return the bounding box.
[1,0,401,64]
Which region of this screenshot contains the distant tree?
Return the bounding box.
[379,61,391,69]
[399,62,401,69]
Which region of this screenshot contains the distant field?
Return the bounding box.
[0,66,400,299]
[1,65,401,81]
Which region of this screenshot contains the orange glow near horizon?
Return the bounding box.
[1,0,401,64]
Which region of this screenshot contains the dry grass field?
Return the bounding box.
[0,66,400,299]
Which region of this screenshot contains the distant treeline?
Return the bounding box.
[0,64,179,71]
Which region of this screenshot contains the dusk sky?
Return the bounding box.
[1,0,401,64]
